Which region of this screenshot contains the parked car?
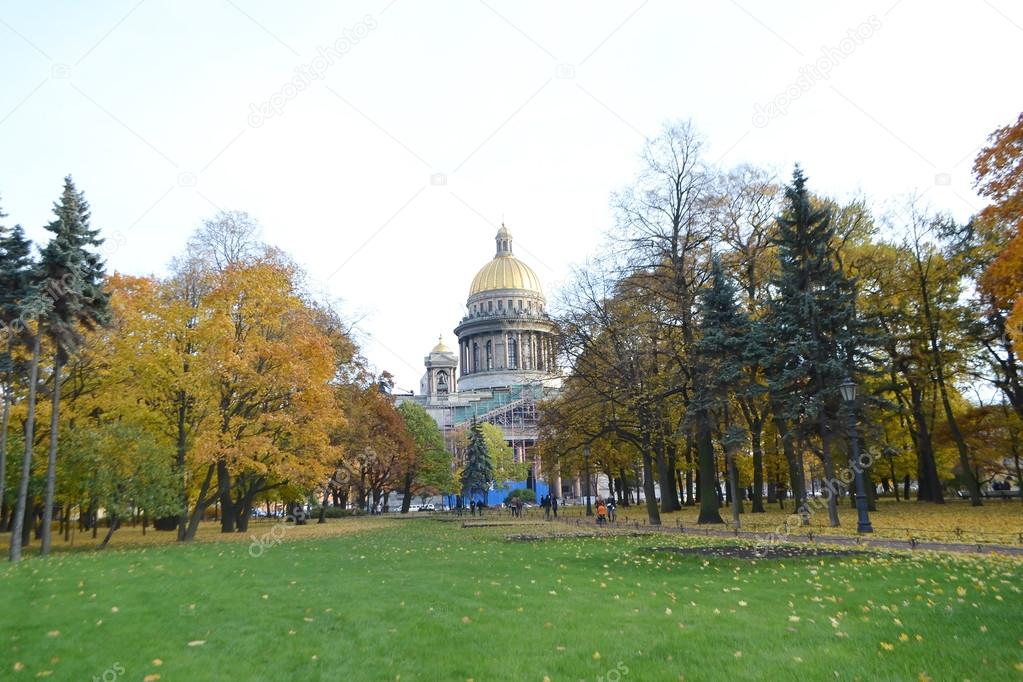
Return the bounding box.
[418,503,435,512]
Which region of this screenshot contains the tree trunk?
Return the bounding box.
[183,464,216,541]
[400,470,414,513]
[909,382,943,503]
[41,352,64,555]
[99,514,119,549]
[318,481,331,524]
[640,451,660,526]
[774,415,805,519]
[618,468,630,507]
[217,460,236,533]
[9,335,40,562]
[917,261,981,506]
[934,369,982,505]
[0,344,11,529]
[749,419,765,513]
[23,498,35,547]
[655,429,679,513]
[818,424,840,527]
[726,445,741,529]
[681,429,694,505]
[175,389,190,541]
[696,411,724,524]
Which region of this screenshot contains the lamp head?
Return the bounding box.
[839,376,857,403]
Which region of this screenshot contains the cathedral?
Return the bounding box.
[404,225,562,504]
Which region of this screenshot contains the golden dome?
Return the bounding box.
[469,255,543,297]
[431,335,451,354]
[468,225,544,297]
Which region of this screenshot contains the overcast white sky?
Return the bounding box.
[1,0,1019,392]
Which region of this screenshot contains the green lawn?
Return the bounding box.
[2,517,1021,681]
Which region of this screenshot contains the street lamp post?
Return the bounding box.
[840,376,873,533]
[583,447,593,517]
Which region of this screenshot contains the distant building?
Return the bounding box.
[401,225,565,503]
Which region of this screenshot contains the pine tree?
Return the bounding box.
[765,166,858,527]
[37,177,110,555]
[0,201,33,533]
[693,257,749,526]
[460,418,494,505]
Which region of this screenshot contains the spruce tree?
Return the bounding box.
[460,418,494,505]
[765,167,858,527]
[0,201,33,531]
[693,257,749,526]
[37,177,110,555]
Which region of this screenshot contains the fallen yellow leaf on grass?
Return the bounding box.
[880,642,894,651]
[461,616,471,624]
[46,630,59,638]
[143,675,161,682]
[187,640,206,647]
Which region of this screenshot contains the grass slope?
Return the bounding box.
[1,518,1021,681]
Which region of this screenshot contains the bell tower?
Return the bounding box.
[422,335,458,399]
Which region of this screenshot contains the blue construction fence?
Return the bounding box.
[444,480,551,509]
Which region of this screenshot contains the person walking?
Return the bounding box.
[542,495,551,520]
[470,500,476,517]
[552,497,558,519]
[596,499,607,526]
[606,498,616,525]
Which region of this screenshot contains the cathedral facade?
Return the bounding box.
[405,225,561,502]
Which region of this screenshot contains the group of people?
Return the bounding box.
[459,500,483,516]
[540,495,559,520]
[507,497,526,517]
[594,496,616,526]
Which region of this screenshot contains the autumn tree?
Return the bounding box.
[613,120,719,513]
[397,400,448,513]
[974,111,1023,345]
